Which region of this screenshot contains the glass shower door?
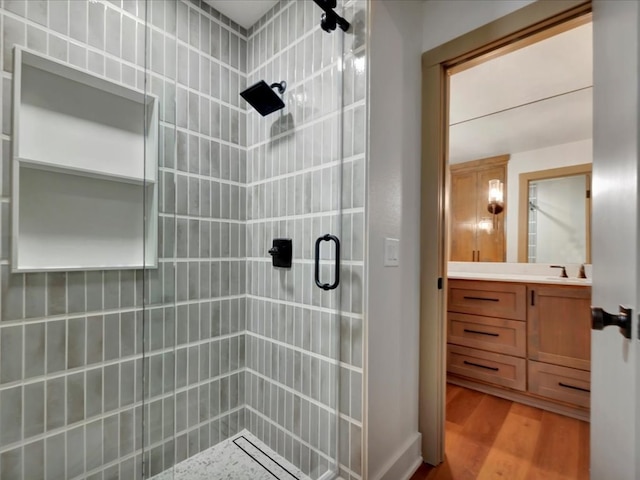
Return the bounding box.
[243,1,353,478]
[139,0,366,479]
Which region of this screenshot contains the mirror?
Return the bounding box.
[518,164,591,263]
[447,20,593,264]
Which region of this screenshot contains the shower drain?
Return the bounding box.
[233,435,300,480]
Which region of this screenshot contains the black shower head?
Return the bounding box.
[240,80,287,116]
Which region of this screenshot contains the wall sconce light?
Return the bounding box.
[487,179,504,228]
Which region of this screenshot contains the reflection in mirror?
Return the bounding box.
[518,165,591,263]
[447,20,593,265]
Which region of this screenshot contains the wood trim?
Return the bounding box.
[422,1,591,69]
[448,12,592,75]
[420,0,593,464]
[517,164,592,262]
[450,154,509,173]
[419,63,448,465]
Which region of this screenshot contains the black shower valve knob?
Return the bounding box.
[269,239,292,269]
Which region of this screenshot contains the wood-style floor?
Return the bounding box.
[411,384,590,480]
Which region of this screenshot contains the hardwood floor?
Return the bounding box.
[411,384,590,479]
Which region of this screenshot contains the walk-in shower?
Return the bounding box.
[0,0,367,479]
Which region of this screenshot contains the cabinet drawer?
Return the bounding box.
[528,361,590,408]
[447,345,526,391]
[448,313,526,357]
[448,280,526,320]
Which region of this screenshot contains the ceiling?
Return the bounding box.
[449,22,592,164]
[205,0,279,29]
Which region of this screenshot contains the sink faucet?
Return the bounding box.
[578,264,587,279]
[550,265,568,278]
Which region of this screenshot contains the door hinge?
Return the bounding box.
[437,277,443,290]
[586,189,591,199]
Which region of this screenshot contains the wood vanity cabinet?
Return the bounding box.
[528,285,591,370]
[449,155,508,262]
[527,285,591,409]
[447,280,527,392]
[447,279,592,419]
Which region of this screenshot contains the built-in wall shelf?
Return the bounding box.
[12,47,158,272]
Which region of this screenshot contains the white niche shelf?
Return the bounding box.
[12,47,158,272]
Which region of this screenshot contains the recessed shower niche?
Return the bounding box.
[11,47,158,272]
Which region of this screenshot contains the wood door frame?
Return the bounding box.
[419,0,592,464]
[517,163,592,263]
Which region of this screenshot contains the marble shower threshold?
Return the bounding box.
[150,430,312,480]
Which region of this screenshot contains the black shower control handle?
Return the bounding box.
[268,239,292,269]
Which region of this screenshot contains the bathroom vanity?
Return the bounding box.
[446,275,591,420]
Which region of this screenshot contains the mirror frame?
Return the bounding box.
[517,163,592,263]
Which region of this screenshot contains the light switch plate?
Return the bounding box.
[384,237,400,267]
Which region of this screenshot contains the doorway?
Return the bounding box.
[418,0,594,470]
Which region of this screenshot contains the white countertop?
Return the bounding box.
[448,271,592,286]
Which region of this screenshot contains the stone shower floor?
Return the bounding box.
[151,430,311,480]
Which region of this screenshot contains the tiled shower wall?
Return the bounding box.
[0,0,366,479]
[244,1,366,479]
[0,0,247,478]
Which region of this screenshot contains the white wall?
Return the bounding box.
[422,0,536,52]
[367,1,423,479]
[505,139,593,261]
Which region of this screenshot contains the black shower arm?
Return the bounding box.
[312,0,350,32]
[312,0,338,10]
[269,81,286,95]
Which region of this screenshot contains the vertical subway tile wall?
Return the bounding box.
[0,0,248,478]
[151,0,248,477]
[0,0,366,479]
[245,1,366,479]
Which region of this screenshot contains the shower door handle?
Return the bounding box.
[315,234,340,290]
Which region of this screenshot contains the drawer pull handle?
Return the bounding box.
[463,296,500,302]
[558,382,590,393]
[463,328,499,337]
[463,360,499,371]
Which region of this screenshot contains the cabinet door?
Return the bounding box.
[528,285,591,371]
[476,166,506,262]
[450,171,477,261]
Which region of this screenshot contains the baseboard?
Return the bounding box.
[371,432,423,480]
